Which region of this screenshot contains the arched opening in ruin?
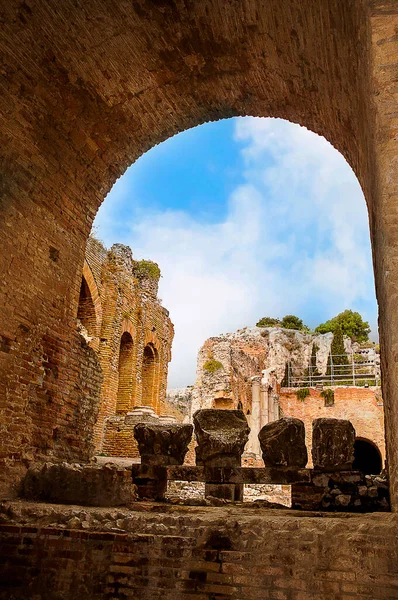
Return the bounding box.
[116,332,135,414]
[353,438,383,475]
[77,276,97,338]
[142,344,159,408]
[2,0,398,514]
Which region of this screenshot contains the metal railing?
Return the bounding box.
[285,353,380,388]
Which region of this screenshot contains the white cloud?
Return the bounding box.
[95,117,378,387]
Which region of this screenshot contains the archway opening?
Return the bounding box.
[142,344,159,408]
[116,332,135,414]
[77,276,97,338]
[353,438,382,475]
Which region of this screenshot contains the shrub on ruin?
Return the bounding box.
[203,359,223,374]
[321,389,334,406]
[256,316,281,327]
[296,388,310,402]
[280,315,311,332]
[133,259,161,280]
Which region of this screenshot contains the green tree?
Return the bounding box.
[306,343,319,379]
[280,314,310,332]
[327,325,349,377]
[256,316,280,327]
[315,310,370,342]
[281,361,290,387]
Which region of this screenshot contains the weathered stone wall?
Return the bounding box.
[1,506,398,599]
[280,387,386,467]
[80,237,174,454]
[165,387,193,420]
[192,326,369,415]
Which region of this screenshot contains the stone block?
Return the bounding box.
[193,409,250,467]
[21,462,134,506]
[312,418,355,471]
[133,423,193,466]
[258,417,308,468]
[193,409,249,501]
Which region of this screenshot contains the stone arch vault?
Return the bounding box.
[0,0,398,507]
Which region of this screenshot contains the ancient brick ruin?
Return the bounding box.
[192,327,386,470]
[79,237,175,457]
[1,0,398,597]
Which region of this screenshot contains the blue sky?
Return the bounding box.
[94,117,378,388]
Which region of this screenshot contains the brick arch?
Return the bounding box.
[116,331,135,414]
[81,261,102,334]
[77,262,102,341]
[142,343,160,410]
[353,437,383,475]
[1,1,398,506]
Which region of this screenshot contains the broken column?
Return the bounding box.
[258,417,308,468]
[312,418,355,471]
[193,409,250,501]
[247,377,261,455]
[132,423,193,500]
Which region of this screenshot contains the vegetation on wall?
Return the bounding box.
[296,388,310,401]
[203,359,223,373]
[321,389,335,406]
[315,309,370,342]
[133,259,161,280]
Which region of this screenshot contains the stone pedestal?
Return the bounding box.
[259,417,308,468]
[312,418,355,471]
[125,406,158,425]
[193,409,250,501]
[132,423,193,500]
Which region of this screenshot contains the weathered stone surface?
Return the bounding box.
[312,418,355,471]
[133,423,193,466]
[192,328,336,414]
[193,409,250,467]
[292,470,390,512]
[194,409,250,501]
[258,417,308,468]
[21,462,134,507]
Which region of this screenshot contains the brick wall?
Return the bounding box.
[279,387,385,466]
[1,508,398,599]
[2,0,398,507]
[81,239,174,454]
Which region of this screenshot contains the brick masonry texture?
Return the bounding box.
[81,237,174,455]
[279,387,385,467]
[0,0,397,514]
[0,504,398,599]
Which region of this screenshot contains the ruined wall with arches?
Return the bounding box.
[0,0,397,509]
[79,236,174,455]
